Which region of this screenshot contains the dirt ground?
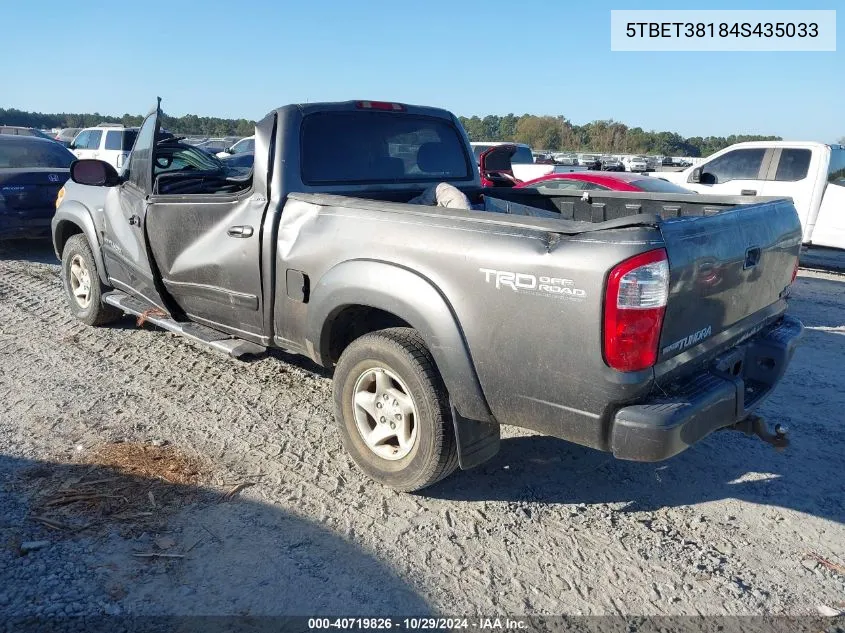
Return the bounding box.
[0,240,842,618]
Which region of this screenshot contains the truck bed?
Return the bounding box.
[481,187,791,223]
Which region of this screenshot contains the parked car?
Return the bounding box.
[53,98,802,492]
[194,138,234,155]
[70,125,139,170]
[470,142,555,182]
[516,172,697,193]
[652,141,845,249]
[600,156,624,171]
[0,134,74,239]
[553,153,577,166]
[0,126,56,141]
[220,151,254,170]
[54,128,82,147]
[578,153,600,167]
[216,135,255,158]
[623,156,648,172]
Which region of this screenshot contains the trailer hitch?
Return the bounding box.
[730,414,789,451]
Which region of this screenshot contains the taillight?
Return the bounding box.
[55,186,65,209]
[355,100,406,111]
[603,249,669,372]
[790,258,799,284]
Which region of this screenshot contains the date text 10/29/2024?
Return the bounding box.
[308,618,528,630]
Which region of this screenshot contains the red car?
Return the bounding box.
[515,172,696,193]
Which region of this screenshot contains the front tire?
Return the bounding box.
[333,328,459,492]
[61,234,121,326]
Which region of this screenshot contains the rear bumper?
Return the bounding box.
[0,212,53,239]
[610,315,803,461]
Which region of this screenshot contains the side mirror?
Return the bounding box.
[690,167,702,183]
[70,159,120,187]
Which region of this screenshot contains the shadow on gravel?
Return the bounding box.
[0,239,57,264]
[0,454,430,617]
[428,431,844,525]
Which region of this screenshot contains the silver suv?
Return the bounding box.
[70,124,139,170]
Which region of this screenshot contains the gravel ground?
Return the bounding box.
[0,239,843,621]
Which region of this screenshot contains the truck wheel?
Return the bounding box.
[61,234,121,326]
[333,328,459,492]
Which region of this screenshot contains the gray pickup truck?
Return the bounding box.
[52,99,804,491]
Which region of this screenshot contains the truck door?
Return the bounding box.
[685,147,774,197]
[757,147,819,242]
[805,147,845,248]
[141,119,270,340]
[101,103,170,311]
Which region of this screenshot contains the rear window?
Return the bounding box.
[0,138,74,168]
[828,148,845,187]
[774,149,811,182]
[105,129,138,151]
[301,111,471,185]
[631,178,696,194]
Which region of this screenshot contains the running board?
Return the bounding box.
[102,291,266,359]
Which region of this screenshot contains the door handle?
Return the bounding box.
[227,225,254,238]
[741,189,757,196]
[744,246,762,269]
[128,214,141,226]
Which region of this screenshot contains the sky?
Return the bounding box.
[1,0,841,142]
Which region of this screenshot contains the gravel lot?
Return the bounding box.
[0,240,843,621]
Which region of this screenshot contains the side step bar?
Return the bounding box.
[102,291,266,359]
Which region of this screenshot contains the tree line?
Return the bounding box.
[0,108,255,138]
[2,106,787,156]
[458,114,783,157]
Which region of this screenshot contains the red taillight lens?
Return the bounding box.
[790,258,799,284]
[355,100,406,111]
[603,249,669,372]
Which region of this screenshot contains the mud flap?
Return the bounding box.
[451,405,500,470]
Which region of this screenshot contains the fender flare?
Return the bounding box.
[51,201,109,285]
[308,260,496,428]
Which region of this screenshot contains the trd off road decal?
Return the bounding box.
[479,268,586,301]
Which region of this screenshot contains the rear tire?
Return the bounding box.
[61,234,121,326]
[333,328,459,492]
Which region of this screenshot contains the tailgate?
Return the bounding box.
[657,199,802,361]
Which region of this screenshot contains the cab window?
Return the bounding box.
[700,149,766,184]
[87,130,103,150]
[774,149,811,182]
[72,130,90,149]
[827,148,845,187]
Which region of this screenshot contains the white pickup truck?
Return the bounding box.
[653,141,845,249]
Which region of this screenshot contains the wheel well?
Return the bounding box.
[328,306,411,364]
[54,220,84,256]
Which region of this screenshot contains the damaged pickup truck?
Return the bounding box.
[52,99,804,491]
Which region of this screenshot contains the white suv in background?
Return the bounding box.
[70,124,139,170]
[623,156,648,172]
